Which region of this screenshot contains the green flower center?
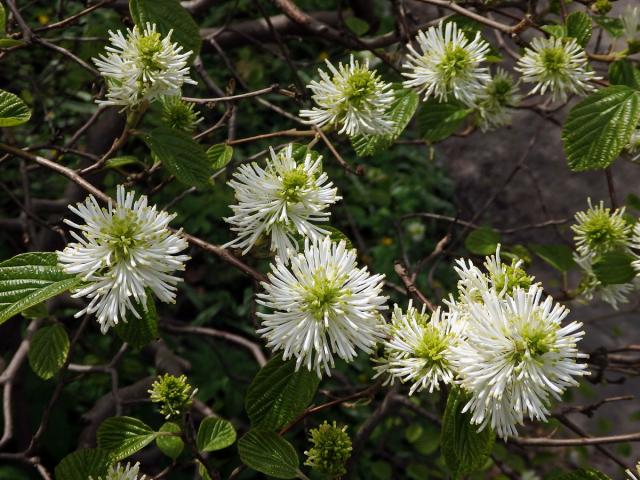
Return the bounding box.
[541,47,568,75]
[280,167,309,202]
[413,321,449,366]
[492,264,533,294]
[302,272,346,321]
[343,69,377,108]
[438,45,472,83]
[103,213,142,262]
[137,32,164,72]
[488,77,513,104]
[510,319,555,365]
[580,212,627,254]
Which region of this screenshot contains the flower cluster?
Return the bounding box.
[515,36,597,102]
[91,462,146,480]
[300,55,395,137]
[93,23,196,108]
[376,247,588,439]
[571,199,640,309]
[304,421,352,477]
[224,144,340,263]
[474,68,522,132]
[57,186,189,333]
[148,373,197,419]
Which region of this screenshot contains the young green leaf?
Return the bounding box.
[351,87,419,157]
[105,155,144,169]
[114,293,158,348]
[592,16,624,38]
[592,251,636,285]
[417,98,471,143]
[562,86,640,171]
[156,422,184,460]
[464,227,500,256]
[608,60,640,90]
[441,387,495,479]
[238,430,299,479]
[530,244,576,272]
[0,89,31,127]
[566,11,592,47]
[0,252,81,325]
[129,0,202,62]
[197,417,237,452]
[207,143,234,170]
[28,323,70,380]
[144,126,212,188]
[55,448,110,480]
[97,416,158,462]
[245,355,320,430]
[541,24,567,38]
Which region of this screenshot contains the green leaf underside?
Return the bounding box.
[592,250,636,285]
[145,126,211,188]
[465,227,500,256]
[530,244,576,272]
[197,417,237,452]
[351,86,419,157]
[417,98,471,143]
[562,86,640,171]
[0,89,31,127]
[55,448,110,480]
[609,61,640,90]
[441,387,495,479]
[0,252,81,325]
[245,356,320,430]
[207,143,234,170]
[156,422,184,460]
[566,11,592,47]
[28,323,70,380]
[114,292,158,348]
[97,416,158,462]
[238,430,299,479]
[129,0,202,61]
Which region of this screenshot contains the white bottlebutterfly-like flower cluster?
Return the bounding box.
[224,144,341,263]
[402,22,491,106]
[91,462,146,480]
[93,22,196,108]
[515,36,598,102]
[571,199,640,309]
[474,68,522,132]
[257,236,387,377]
[57,185,189,332]
[300,55,395,137]
[376,247,588,439]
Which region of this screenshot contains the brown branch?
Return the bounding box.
[394,261,435,312]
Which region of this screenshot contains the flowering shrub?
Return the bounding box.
[0,1,640,479]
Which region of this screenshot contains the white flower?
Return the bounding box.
[451,286,588,439]
[58,186,189,333]
[621,5,640,43]
[93,23,196,108]
[515,36,598,102]
[402,22,491,105]
[626,462,640,480]
[91,462,146,480]
[572,199,631,258]
[257,236,387,377]
[374,302,459,394]
[224,145,340,262]
[625,129,640,161]
[474,68,522,131]
[300,55,395,136]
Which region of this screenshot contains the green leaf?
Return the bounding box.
[97,416,158,462]
[417,98,470,143]
[351,87,419,157]
[609,61,640,90]
[207,143,234,170]
[550,468,612,479]
[345,16,369,36]
[0,89,31,127]
[197,417,237,452]
[562,86,640,171]
[28,323,69,380]
[322,226,354,250]
[156,422,184,460]
[592,250,636,285]
[0,252,81,325]
[245,355,320,430]
[105,155,144,169]
[441,387,495,479]
[238,430,299,479]
[530,244,576,272]
[541,24,567,38]
[129,0,201,62]
[593,16,624,38]
[114,293,158,348]
[0,4,5,37]
[566,12,592,47]
[144,126,211,188]
[0,38,24,48]
[464,227,500,256]
[54,448,110,480]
